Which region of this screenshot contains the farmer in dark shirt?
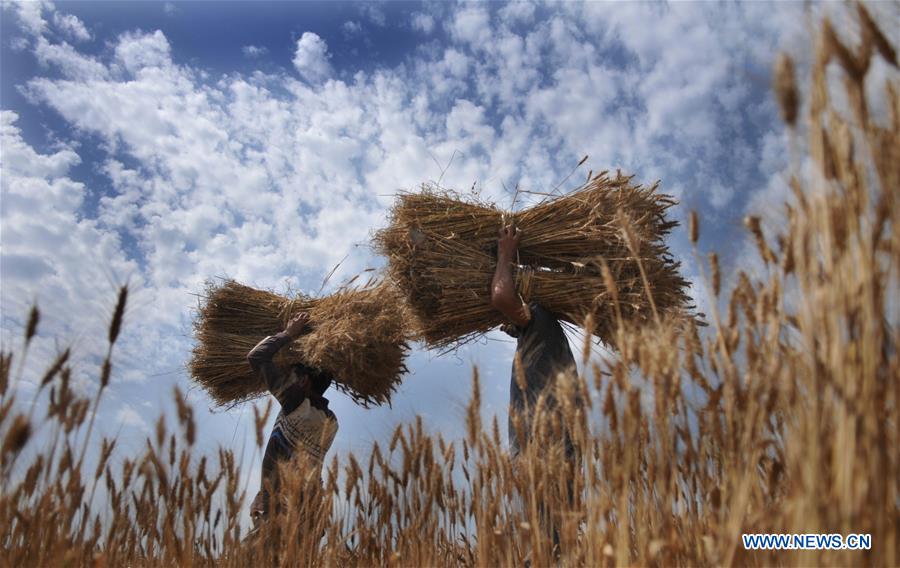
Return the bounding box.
[490,224,578,457]
[246,312,338,530]
[491,224,580,556]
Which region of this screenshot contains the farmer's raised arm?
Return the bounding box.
[491,225,530,328]
[247,313,309,397]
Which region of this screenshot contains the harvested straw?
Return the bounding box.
[374,171,693,349]
[189,279,410,407]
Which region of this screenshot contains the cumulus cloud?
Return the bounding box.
[450,5,490,47]
[498,2,535,26]
[115,30,172,74]
[4,0,48,37]
[0,110,148,396]
[8,36,29,51]
[292,32,332,83]
[34,37,107,80]
[7,1,90,42]
[342,20,362,37]
[116,404,150,432]
[52,11,90,41]
[360,3,386,27]
[242,45,268,58]
[411,12,434,34]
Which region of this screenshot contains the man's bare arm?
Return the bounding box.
[490,225,530,328]
[247,313,310,403]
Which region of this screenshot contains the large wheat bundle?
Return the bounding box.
[374,171,693,349]
[189,279,410,407]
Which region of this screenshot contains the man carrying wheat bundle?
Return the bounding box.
[490,223,581,554]
[245,312,338,542]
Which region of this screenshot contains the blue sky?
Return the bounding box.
[3,0,893,516]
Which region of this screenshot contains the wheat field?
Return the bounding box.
[1,8,897,567]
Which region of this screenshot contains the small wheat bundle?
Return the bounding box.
[374,171,693,349]
[189,279,410,407]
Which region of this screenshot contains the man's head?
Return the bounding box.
[291,363,332,396]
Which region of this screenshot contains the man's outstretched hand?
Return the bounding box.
[497,225,522,261]
[284,312,310,339]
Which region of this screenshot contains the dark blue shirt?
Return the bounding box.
[508,303,576,457]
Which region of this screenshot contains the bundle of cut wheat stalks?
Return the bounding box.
[189,279,410,407]
[374,171,693,349]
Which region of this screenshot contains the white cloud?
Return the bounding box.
[242,44,268,58]
[450,5,490,47]
[411,12,434,34]
[0,111,81,178]
[360,3,386,27]
[292,32,332,83]
[0,111,149,395]
[52,11,90,42]
[442,48,469,78]
[342,20,362,36]
[163,2,178,16]
[116,404,150,431]
[498,2,535,26]
[445,99,494,154]
[5,0,48,37]
[8,36,29,51]
[7,2,90,43]
[115,30,172,74]
[34,37,108,80]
